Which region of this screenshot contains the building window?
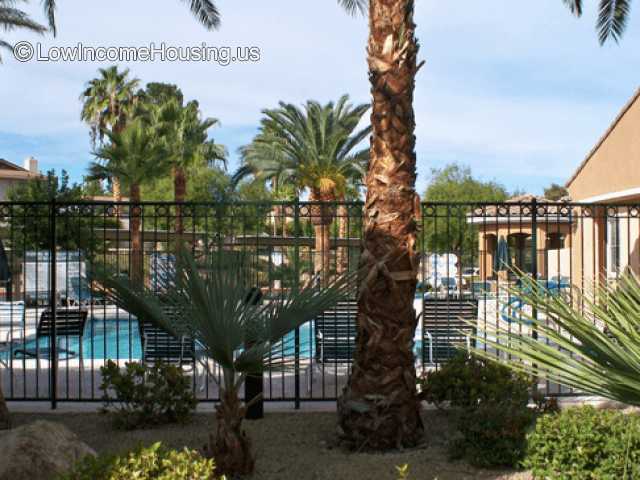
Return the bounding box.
[508,234,533,273]
[547,233,565,251]
[607,217,621,277]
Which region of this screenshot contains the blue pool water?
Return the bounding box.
[7,316,143,361]
[4,297,425,362]
[4,315,317,361]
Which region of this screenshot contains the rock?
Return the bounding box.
[0,420,96,480]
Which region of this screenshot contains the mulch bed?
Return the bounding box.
[10,410,531,480]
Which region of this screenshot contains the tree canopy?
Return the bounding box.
[544,183,569,201]
[422,163,510,266]
[5,170,118,256]
[424,164,509,204]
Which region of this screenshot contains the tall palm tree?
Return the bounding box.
[0,0,47,62]
[233,95,370,285]
[89,120,169,285]
[80,66,141,205]
[335,0,426,450]
[339,0,636,450]
[152,98,226,236]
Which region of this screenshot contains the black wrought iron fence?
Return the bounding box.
[0,199,636,406]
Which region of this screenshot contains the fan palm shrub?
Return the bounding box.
[96,249,355,476]
[472,273,640,405]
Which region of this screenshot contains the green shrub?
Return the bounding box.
[59,442,220,480]
[420,352,546,468]
[524,406,640,479]
[419,351,532,409]
[100,360,197,429]
[449,403,536,468]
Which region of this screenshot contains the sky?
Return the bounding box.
[0,0,639,197]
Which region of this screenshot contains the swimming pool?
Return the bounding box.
[6,316,143,361]
[4,315,318,362]
[3,302,425,362]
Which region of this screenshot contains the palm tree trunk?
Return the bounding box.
[338,0,423,449]
[313,224,331,285]
[337,204,348,274]
[112,178,122,202]
[173,166,187,239]
[112,114,125,214]
[208,387,254,476]
[282,205,288,238]
[129,183,143,286]
[310,190,336,286]
[0,376,10,429]
[112,177,122,216]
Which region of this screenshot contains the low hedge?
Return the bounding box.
[58,442,220,480]
[524,406,640,479]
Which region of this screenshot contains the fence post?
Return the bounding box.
[49,199,57,410]
[530,198,538,332]
[293,200,301,409]
[530,198,540,397]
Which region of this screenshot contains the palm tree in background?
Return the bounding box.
[233,95,370,285]
[89,120,169,285]
[152,98,227,236]
[80,66,141,204]
[0,0,47,62]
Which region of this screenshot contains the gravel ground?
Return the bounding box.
[11,411,531,480]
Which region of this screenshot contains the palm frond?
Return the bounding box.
[181,0,221,30]
[337,0,367,16]
[42,0,56,35]
[562,0,583,15]
[471,272,640,405]
[597,0,632,44]
[0,4,47,34]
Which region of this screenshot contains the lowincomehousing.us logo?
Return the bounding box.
[13,42,261,66]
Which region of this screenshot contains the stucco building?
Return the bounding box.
[471,195,571,281]
[471,87,640,286]
[566,87,640,285]
[0,157,41,200]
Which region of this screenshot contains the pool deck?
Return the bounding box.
[1,353,362,403]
